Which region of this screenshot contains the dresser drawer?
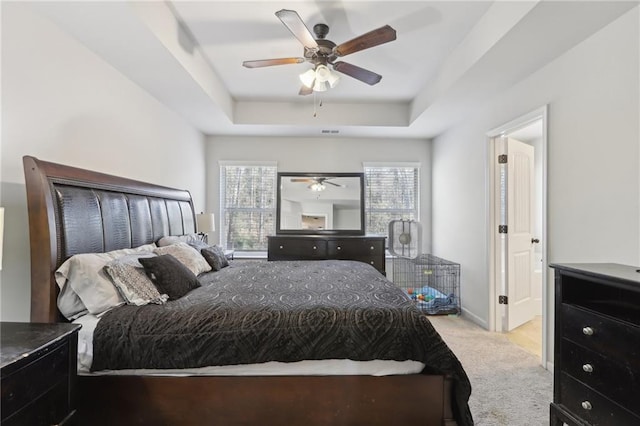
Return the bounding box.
[561,339,640,415]
[268,238,327,260]
[327,239,384,258]
[561,303,640,369]
[559,372,640,425]
[1,342,69,420]
[347,256,383,272]
[3,382,72,426]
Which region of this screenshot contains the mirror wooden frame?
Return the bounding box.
[276,172,365,236]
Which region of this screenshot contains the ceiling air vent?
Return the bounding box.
[321,130,339,134]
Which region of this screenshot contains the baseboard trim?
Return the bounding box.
[461,308,488,329]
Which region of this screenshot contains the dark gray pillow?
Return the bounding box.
[188,240,209,251]
[201,245,229,271]
[139,254,201,300]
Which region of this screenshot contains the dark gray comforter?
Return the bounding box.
[92,260,472,425]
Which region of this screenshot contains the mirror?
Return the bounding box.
[276,172,365,235]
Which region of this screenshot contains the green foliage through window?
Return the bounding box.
[220,165,276,251]
[364,166,419,237]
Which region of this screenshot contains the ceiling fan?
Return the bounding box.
[242,9,396,95]
[291,177,345,191]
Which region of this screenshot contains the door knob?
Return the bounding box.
[531,238,540,244]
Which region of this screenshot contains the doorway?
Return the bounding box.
[301,214,327,230]
[487,106,548,368]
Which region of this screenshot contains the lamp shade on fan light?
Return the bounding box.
[315,65,340,88]
[299,69,316,88]
[196,213,215,234]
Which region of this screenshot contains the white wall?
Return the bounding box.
[205,136,431,250]
[0,3,206,321]
[432,8,639,362]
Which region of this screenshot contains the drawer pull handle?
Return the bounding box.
[370,246,374,250]
[337,246,341,250]
[370,261,375,265]
[581,401,592,411]
[582,326,594,336]
[313,246,317,250]
[582,363,593,373]
[279,246,283,249]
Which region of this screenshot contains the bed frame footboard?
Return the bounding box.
[77,374,457,425]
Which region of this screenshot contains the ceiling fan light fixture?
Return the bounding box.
[299,69,316,88]
[310,182,326,191]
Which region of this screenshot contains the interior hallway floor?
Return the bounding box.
[506,315,542,359]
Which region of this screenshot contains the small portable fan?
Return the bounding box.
[388,219,422,259]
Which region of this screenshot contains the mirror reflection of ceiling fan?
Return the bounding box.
[291,177,345,191]
[242,9,396,95]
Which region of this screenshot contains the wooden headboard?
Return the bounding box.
[23,156,197,323]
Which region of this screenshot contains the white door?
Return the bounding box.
[505,137,535,331]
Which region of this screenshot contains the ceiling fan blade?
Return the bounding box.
[299,85,313,96]
[334,25,397,57]
[333,61,382,85]
[325,181,342,187]
[291,178,313,182]
[243,58,305,68]
[275,9,319,50]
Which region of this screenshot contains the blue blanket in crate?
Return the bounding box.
[404,285,458,314]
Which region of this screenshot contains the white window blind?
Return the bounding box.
[220,163,277,251]
[364,164,420,236]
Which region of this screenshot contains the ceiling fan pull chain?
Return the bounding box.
[313,91,318,118]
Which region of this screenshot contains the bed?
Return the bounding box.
[23,155,473,425]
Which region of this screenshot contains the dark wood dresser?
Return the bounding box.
[550,263,640,426]
[1,322,81,426]
[268,235,386,275]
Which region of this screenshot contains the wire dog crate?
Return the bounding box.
[393,254,461,315]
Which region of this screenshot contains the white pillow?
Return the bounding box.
[153,242,212,276]
[55,243,157,317]
[57,282,88,321]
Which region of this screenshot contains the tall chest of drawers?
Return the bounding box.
[550,263,640,426]
[267,235,386,275]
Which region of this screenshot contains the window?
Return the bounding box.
[363,163,420,237]
[220,162,277,251]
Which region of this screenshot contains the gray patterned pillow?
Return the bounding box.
[104,254,168,306]
[153,242,211,276]
[201,245,229,271]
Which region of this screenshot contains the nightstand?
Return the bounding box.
[1,322,81,425]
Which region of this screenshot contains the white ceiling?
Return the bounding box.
[170,1,492,102]
[31,1,637,139]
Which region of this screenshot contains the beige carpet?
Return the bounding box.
[428,315,552,426]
